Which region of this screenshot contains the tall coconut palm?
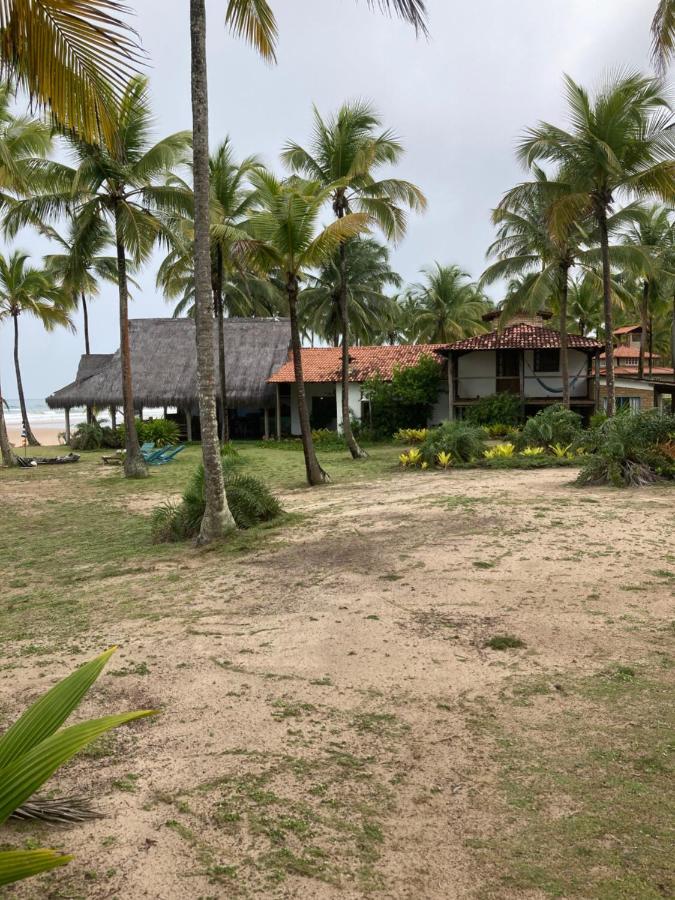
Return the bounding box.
[301,238,401,346]
[6,76,192,476]
[652,1,675,72]
[410,263,487,344]
[0,83,52,204]
[0,251,72,445]
[482,174,640,407]
[282,101,426,458]
[567,274,605,337]
[244,172,369,485]
[620,204,675,377]
[188,0,427,540]
[42,212,119,355]
[518,72,675,415]
[0,0,142,145]
[0,377,11,465]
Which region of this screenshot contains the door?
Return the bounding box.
[496,350,521,395]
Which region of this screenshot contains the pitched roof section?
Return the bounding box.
[447,323,601,352]
[614,324,641,335]
[268,344,448,384]
[48,317,291,409]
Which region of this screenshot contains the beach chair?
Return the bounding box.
[141,441,155,453]
[147,444,186,466]
[142,446,169,464]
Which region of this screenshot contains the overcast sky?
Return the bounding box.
[0,0,656,397]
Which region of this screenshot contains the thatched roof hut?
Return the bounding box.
[47,317,291,412]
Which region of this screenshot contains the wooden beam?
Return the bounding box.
[447,352,455,420]
[264,407,270,440]
[64,408,71,444]
[275,384,282,440]
[186,409,193,442]
[110,406,117,430]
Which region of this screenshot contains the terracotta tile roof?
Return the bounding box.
[600,346,658,359]
[599,365,675,378]
[614,324,641,335]
[447,323,601,352]
[268,344,448,384]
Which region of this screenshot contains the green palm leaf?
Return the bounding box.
[0,849,72,886]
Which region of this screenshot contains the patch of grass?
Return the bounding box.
[485,634,526,651]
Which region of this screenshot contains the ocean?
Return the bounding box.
[3,400,167,430]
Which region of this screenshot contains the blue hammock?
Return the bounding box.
[524,361,588,395]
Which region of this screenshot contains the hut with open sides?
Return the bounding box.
[46,317,291,441]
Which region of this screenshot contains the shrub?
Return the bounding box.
[465,392,523,427]
[518,404,582,450]
[0,649,154,887]
[485,634,526,650]
[549,442,574,458]
[576,410,675,487]
[117,418,180,448]
[311,428,346,450]
[362,355,442,439]
[393,427,429,444]
[483,442,516,459]
[399,447,422,468]
[436,450,453,469]
[483,422,521,439]
[520,446,546,457]
[69,421,103,450]
[419,421,486,465]
[152,460,282,542]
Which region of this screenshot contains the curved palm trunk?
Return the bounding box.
[215,248,229,443]
[114,205,147,478]
[338,242,367,458]
[190,0,236,541]
[288,278,328,485]
[12,313,39,446]
[0,363,13,466]
[81,293,91,354]
[597,206,615,416]
[638,280,648,381]
[560,263,570,409]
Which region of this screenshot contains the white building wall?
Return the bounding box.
[456,349,589,400]
[523,349,588,399]
[457,351,496,398]
[430,387,450,424]
[336,382,362,433]
[289,383,337,435]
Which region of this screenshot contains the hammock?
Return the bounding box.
[523,361,588,395]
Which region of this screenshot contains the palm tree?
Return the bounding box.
[0,0,142,144]
[409,263,487,343]
[0,378,12,465]
[0,251,72,445]
[283,101,426,458]
[245,172,369,485]
[7,76,192,476]
[301,238,401,346]
[567,274,605,337]
[0,83,52,203]
[42,211,119,356]
[620,205,675,378]
[652,1,675,72]
[518,72,675,414]
[188,0,427,539]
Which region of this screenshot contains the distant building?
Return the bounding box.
[597,324,675,412]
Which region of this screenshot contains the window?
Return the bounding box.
[533,349,560,372]
[616,396,641,413]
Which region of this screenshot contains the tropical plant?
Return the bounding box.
[464,392,523,427]
[483,442,516,459]
[576,409,675,486]
[518,404,582,450]
[419,421,486,465]
[399,447,422,467]
[0,82,53,207]
[393,427,429,443]
[0,251,72,445]
[186,0,426,540]
[6,76,192,475]
[409,263,487,343]
[283,100,426,459]
[436,450,453,468]
[549,442,574,458]
[151,459,282,542]
[520,445,546,456]
[301,238,401,346]
[0,647,154,887]
[244,171,369,484]
[518,72,675,414]
[363,355,442,439]
[651,0,675,72]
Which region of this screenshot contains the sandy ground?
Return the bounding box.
[6,424,66,446]
[1,467,674,899]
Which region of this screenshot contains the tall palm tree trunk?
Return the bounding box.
[81,292,91,354]
[114,205,147,478]
[671,293,675,372]
[0,366,13,465]
[190,0,235,541]
[648,314,654,377]
[215,247,229,443]
[12,313,39,446]
[287,278,328,485]
[338,242,367,458]
[638,281,648,381]
[597,205,615,416]
[560,263,570,408]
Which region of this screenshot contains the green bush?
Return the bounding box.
[419,421,486,465]
[518,405,582,450]
[117,418,180,448]
[362,355,442,439]
[152,460,282,543]
[69,421,103,450]
[311,428,347,450]
[465,393,522,427]
[576,410,675,487]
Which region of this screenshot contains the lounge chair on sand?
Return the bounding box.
[141,441,155,453]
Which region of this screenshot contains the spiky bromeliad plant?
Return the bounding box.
[0,648,155,887]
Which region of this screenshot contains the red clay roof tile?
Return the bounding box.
[447,323,601,352]
[268,344,448,384]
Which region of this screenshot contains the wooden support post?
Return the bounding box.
[110,406,117,430]
[519,351,526,419]
[64,407,71,444]
[447,352,455,421]
[264,407,270,440]
[594,351,601,412]
[186,409,193,442]
[163,405,167,418]
[275,384,282,440]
